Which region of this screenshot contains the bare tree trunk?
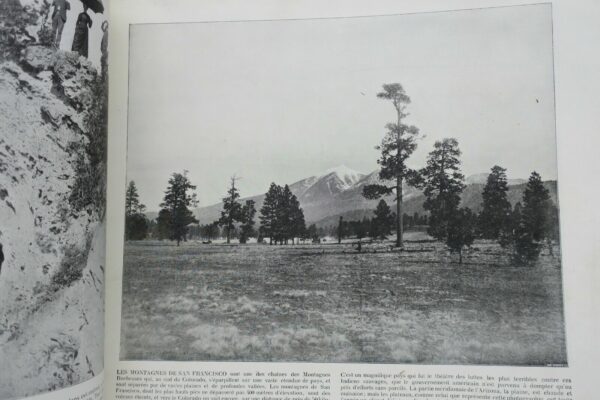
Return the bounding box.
[396,102,404,248]
[397,177,403,247]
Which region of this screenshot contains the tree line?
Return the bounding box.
[319,209,429,241]
[124,175,309,246]
[125,162,557,265]
[124,81,559,265]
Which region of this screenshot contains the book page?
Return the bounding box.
[0,0,108,398]
[105,0,600,399]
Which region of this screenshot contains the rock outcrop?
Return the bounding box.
[0,20,105,400]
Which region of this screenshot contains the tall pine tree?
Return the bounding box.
[218,176,243,244]
[125,180,145,216]
[159,172,198,246]
[478,165,512,239]
[362,83,423,247]
[289,194,306,244]
[275,185,295,244]
[239,200,257,244]
[513,171,552,264]
[258,183,306,245]
[522,172,551,242]
[259,183,281,245]
[125,180,148,240]
[420,138,465,241]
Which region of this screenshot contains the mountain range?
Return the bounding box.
[148,165,557,228]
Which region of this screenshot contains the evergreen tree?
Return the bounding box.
[259,183,281,244]
[289,194,306,244]
[419,138,465,241]
[159,171,198,246]
[125,181,145,216]
[239,200,257,244]
[218,177,243,244]
[276,185,293,244]
[126,214,148,240]
[124,180,149,240]
[513,223,540,265]
[362,83,423,247]
[446,207,477,264]
[513,172,551,264]
[522,172,551,242]
[478,165,512,239]
[156,209,172,240]
[337,216,344,244]
[371,199,395,240]
[259,183,306,245]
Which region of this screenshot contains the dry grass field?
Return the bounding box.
[120,233,566,365]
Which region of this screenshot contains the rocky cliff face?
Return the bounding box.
[0,6,106,397]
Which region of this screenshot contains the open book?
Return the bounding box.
[1,1,598,399]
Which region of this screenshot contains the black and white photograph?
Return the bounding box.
[0,0,107,398]
[120,4,566,366]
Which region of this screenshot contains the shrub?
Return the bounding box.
[51,242,89,287]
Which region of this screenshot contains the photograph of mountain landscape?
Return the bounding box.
[120,4,566,365]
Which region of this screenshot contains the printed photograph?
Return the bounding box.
[120,4,566,365]
[0,0,107,398]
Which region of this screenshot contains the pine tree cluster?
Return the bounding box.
[259,183,306,245]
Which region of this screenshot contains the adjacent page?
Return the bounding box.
[0,0,108,398]
[105,0,599,399]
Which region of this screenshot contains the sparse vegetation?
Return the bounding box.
[121,237,566,364]
[51,239,91,288]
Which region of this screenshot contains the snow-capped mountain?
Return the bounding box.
[295,165,365,201]
[321,165,364,189]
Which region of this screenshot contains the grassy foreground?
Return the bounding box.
[120,234,566,365]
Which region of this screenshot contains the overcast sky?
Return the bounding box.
[127,4,556,210]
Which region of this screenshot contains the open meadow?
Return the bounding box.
[120,233,566,365]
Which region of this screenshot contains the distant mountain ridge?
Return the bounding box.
[146,166,558,228]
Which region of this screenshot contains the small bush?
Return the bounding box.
[51,242,89,287]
